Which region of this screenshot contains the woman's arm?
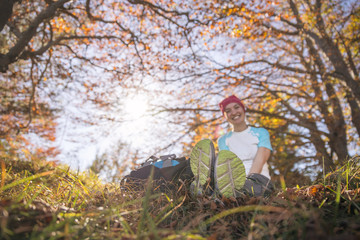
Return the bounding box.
[249,147,271,174]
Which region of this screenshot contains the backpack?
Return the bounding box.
[120,154,194,193]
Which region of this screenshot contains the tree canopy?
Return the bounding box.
[1,0,359,182]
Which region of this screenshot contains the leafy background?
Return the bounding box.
[1,0,359,183]
[0,0,360,238]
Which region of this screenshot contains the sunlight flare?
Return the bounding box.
[123,95,149,120]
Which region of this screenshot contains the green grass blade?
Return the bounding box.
[0,170,54,192]
[204,205,285,226]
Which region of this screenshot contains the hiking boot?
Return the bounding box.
[189,139,216,195]
[215,150,246,198]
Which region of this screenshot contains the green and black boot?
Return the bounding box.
[189,139,216,196]
[215,150,246,198]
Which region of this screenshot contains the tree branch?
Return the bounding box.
[0,0,70,72]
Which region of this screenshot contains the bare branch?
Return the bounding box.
[0,0,70,72]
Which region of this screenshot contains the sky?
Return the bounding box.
[54,78,192,172]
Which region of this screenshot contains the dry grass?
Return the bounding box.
[1,157,359,239]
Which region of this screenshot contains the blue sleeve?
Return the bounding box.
[255,128,273,151]
[218,132,231,151]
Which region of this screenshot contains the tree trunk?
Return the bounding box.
[346,91,360,136]
[303,35,349,165]
[310,133,334,171]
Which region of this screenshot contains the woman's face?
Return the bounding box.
[224,102,246,127]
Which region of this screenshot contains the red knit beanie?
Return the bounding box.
[219,95,245,115]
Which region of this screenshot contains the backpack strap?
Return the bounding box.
[160,154,176,161]
[142,155,159,167]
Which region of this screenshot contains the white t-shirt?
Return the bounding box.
[217,127,272,179]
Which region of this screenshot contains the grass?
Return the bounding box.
[0,157,359,239]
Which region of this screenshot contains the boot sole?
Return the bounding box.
[189,139,215,191]
[216,150,246,197]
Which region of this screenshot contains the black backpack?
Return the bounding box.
[120,154,194,192]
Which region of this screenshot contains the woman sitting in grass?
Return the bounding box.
[189,95,274,197]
